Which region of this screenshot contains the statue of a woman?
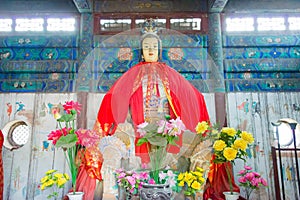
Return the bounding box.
[97,25,210,164]
[75,19,212,200]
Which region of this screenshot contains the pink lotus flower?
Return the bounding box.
[63,101,81,114]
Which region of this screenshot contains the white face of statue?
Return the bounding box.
[142,37,159,62]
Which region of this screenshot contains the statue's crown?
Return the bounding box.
[142,18,158,34]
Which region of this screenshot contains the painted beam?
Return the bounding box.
[72,0,92,13]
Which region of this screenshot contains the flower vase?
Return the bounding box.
[185,195,195,200]
[140,183,171,200]
[223,192,240,200]
[126,192,139,200]
[67,192,84,200]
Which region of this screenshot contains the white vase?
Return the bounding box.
[67,192,84,200]
[223,192,240,200]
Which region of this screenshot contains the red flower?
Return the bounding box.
[63,101,82,114]
[48,127,71,145]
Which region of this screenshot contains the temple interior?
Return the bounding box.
[0,0,300,199]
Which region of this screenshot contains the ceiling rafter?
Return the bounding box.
[209,0,229,12]
[72,0,92,13]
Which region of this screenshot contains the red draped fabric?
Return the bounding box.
[97,62,210,163]
[203,157,240,200]
[67,148,103,200]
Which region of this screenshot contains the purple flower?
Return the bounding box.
[115,168,124,173]
[139,171,149,180]
[126,176,136,186]
[118,172,126,179]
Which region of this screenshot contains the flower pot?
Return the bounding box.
[223,192,240,200]
[67,192,84,200]
[140,183,172,200]
[185,195,195,200]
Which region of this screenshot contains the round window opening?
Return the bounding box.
[2,120,30,150]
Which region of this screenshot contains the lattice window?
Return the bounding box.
[257,17,285,31]
[0,18,12,32]
[225,17,254,32]
[15,18,44,32]
[100,19,131,32]
[288,17,300,30]
[135,18,166,29]
[47,18,76,31]
[170,18,201,31]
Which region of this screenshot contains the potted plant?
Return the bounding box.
[114,169,150,199]
[196,121,255,200]
[176,167,206,200]
[238,165,268,200]
[136,115,186,199]
[39,169,70,200]
[47,101,100,199]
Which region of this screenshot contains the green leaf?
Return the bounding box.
[55,134,78,148]
[57,113,76,123]
[147,135,167,146]
[136,138,148,146]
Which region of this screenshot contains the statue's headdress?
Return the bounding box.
[141,18,158,34]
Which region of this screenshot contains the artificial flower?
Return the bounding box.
[47,101,100,194]
[39,169,70,199]
[136,116,186,184]
[176,167,205,197]
[238,166,268,200]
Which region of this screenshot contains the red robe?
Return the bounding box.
[75,61,210,199]
[97,61,210,162]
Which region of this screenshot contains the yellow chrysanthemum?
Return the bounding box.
[41,183,46,190]
[233,139,248,151]
[196,167,204,173]
[177,173,184,181]
[46,169,56,175]
[178,180,185,187]
[223,147,238,161]
[187,180,194,186]
[213,140,227,151]
[241,131,254,144]
[183,172,194,182]
[221,127,237,137]
[193,171,203,178]
[44,179,55,187]
[40,176,49,183]
[198,177,205,183]
[54,173,63,179]
[63,173,70,180]
[195,121,209,134]
[191,181,201,190]
[57,178,67,187]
